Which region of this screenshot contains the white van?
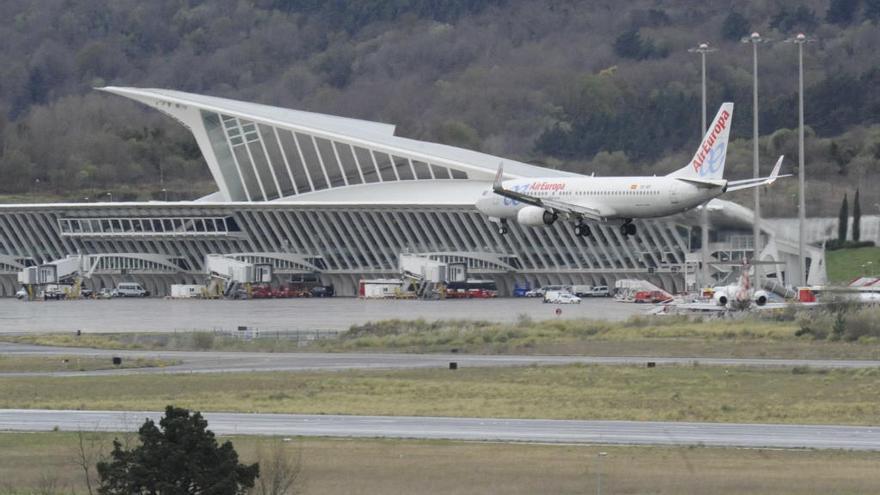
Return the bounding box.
[571,285,593,297]
[589,286,610,297]
[545,292,582,304]
[112,282,149,298]
[543,290,581,304]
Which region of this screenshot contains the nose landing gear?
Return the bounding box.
[620,219,636,236]
[497,219,509,235]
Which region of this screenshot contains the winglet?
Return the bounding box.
[493,162,504,191]
[768,155,784,183]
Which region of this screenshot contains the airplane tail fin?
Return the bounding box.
[669,103,734,180]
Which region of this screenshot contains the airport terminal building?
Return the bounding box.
[0,88,825,296]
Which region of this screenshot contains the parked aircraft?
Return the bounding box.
[475,103,787,237]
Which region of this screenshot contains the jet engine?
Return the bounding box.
[753,290,769,306]
[516,206,558,226]
[713,287,770,307]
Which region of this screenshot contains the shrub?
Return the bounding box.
[842,307,880,341]
[770,303,799,322]
[515,313,534,328]
[192,331,215,350]
[795,313,832,339]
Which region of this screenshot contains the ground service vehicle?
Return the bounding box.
[589,286,611,297]
[113,282,149,297]
[634,290,672,303]
[571,285,592,296]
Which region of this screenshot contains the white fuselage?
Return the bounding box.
[475,176,720,221]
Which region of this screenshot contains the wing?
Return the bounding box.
[492,163,607,222]
[726,156,790,192]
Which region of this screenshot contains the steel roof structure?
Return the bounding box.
[0,88,825,297]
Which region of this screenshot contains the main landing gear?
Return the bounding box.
[620,219,636,236]
[573,223,591,237]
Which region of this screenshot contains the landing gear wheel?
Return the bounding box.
[626,223,636,236]
[498,225,509,235]
[574,224,591,237]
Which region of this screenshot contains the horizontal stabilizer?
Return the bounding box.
[726,156,788,192]
[675,177,726,189]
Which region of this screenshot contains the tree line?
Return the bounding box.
[0,0,878,214]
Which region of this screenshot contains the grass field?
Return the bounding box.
[0,355,174,372]
[1,432,879,495]
[7,313,880,359]
[3,365,880,425]
[826,246,880,283]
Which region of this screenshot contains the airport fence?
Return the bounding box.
[172,327,343,342]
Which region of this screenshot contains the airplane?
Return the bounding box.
[475,102,788,237]
[651,260,783,316]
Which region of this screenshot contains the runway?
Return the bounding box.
[4,342,880,376]
[3,342,880,376]
[1,409,878,450]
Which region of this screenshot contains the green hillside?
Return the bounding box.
[0,0,878,210]
[825,246,880,283]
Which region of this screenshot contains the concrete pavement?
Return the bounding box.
[1,409,878,450]
[3,342,880,376]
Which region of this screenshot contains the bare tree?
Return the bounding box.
[73,429,107,495]
[35,471,64,495]
[252,439,305,495]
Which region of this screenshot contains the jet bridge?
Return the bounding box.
[204,254,273,297]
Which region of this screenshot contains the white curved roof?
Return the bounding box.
[100,87,398,142]
[100,87,579,203]
[272,180,489,205]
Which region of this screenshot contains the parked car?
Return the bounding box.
[588,286,611,297]
[545,292,582,304]
[112,282,149,298]
[310,285,335,297]
[15,287,28,300]
[512,284,532,297]
[524,288,545,298]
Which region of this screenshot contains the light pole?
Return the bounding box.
[742,32,768,277]
[106,192,113,203]
[785,33,815,287]
[596,451,607,495]
[689,42,717,290]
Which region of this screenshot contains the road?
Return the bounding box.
[0,297,644,333]
[1,409,878,450]
[3,342,880,376]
